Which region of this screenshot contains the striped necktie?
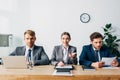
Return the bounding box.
[95,50,99,61]
[27,49,31,62]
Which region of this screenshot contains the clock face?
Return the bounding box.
[80,13,90,23]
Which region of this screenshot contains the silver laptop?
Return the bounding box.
[2,56,28,69]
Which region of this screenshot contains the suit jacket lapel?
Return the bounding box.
[90,45,95,56]
[60,45,64,60]
[68,46,71,54]
[32,45,38,57]
[100,47,104,59]
[67,46,71,61]
[22,46,26,55]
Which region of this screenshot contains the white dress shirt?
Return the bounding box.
[62,46,69,64]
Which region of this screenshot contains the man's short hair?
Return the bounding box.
[90,32,103,41]
[61,32,71,39]
[24,30,35,36]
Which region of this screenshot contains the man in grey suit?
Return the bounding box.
[51,32,77,66]
[9,30,49,65]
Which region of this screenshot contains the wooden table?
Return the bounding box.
[0,65,120,80]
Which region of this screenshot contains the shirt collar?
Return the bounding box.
[92,46,99,51]
[26,45,34,51]
[62,45,69,50]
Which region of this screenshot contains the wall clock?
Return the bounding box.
[80,13,90,23]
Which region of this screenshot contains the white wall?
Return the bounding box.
[0,0,120,60]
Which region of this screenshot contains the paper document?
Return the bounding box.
[55,65,73,69]
[52,70,73,76]
[102,66,119,69]
[101,57,116,65]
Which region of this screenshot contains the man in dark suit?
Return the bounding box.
[79,32,119,68]
[51,32,77,66]
[9,30,49,65]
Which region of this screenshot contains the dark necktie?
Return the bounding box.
[27,49,31,62]
[95,50,99,61]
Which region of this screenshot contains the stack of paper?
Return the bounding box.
[52,65,73,76]
[52,70,72,76]
[55,65,73,70]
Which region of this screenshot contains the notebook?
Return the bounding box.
[53,65,73,76]
[54,65,74,73]
[2,56,28,69]
[82,65,95,70]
